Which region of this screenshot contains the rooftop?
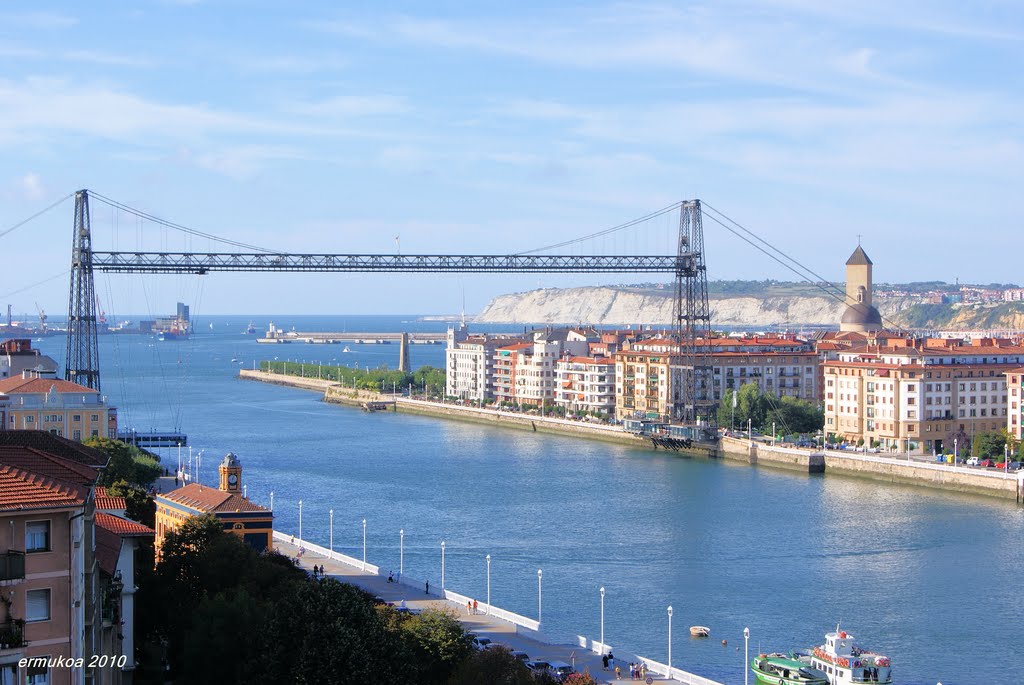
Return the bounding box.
[0,376,99,395]
[0,464,88,511]
[158,483,269,514]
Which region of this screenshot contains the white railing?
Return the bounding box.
[635,655,725,685]
[396,397,626,435]
[576,635,612,655]
[272,531,380,576]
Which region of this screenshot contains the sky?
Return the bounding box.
[1,0,1021,317]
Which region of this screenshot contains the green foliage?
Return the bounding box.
[718,383,823,435]
[564,672,600,685]
[972,430,1007,458]
[403,608,474,684]
[447,647,534,685]
[259,360,447,395]
[84,436,162,487]
[106,479,156,527]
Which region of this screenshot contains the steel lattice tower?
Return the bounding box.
[65,189,101,391]
[672,200,713,425]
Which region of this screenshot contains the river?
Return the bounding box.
[30,315,1024,684]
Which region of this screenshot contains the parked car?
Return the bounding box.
[470,635,493,650]
[547,660,575,680]
[1010,461,1023,471]
[526,661,552,676]
[979,459,993,468]
[509,650,530,662]
[966,457,980,466]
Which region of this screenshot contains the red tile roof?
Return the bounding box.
[0,464,87,511]
[94,512,154,576]
[0,376,98,395]
[158,483,268,513]
[95,511,155,537]
[0,431,108,468]
[0,446,98,487]
[94,487,126,511]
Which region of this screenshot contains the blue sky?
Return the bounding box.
[1,1,1021,317]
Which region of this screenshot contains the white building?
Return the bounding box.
[444,324,525,401]
[554,356,616,416]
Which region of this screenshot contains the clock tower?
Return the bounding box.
[219,452,242,493]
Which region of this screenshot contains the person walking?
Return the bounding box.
[473,599,478,614]
[425,579,429,594]
[602,654,609,671]
[467,600,472,615]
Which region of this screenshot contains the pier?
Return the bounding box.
[256,327,444,345]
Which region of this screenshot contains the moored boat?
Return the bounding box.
[690,625,710,637]
[801,629,892,685]
[751,655,828,685]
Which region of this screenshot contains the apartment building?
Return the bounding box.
[0,374,117,442]
[444,325,525,402]
[823,338,1024,453]
[553,357,616,416]
[614,336,820,421]
[0,340,58,380]
[1005,368,1024,441]
[489,329,597,407]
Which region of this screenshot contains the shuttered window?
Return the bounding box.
[26,589,50,622]
[26,521,50,553]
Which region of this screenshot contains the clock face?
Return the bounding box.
[228,473,238,485]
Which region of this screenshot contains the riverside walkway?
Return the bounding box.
[272,535,719,685]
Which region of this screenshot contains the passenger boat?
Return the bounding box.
[751,654,828,684]
[244,321,256,335]
[800,629,892,684]
[689,625,710,637]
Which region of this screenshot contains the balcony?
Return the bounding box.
[0,619,25,650]
[0,551,25,583]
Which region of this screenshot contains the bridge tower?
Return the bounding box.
[672,200,713,426]
[65,189,101,390]
[397,332,411,372]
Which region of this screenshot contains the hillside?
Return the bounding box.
[475,286,1024,330]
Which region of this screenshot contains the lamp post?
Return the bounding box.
[362,518,367,571]
[329,509,334,554]
[667,605,673,675]
[486,554,491,615]
[400,529,404,578]
[744,627,750,685]
[772,421,776,447]
[600,587,605,653]
[441,541,446,589]
[270,491,274,512]
[954,437,958,468]
[298,499,303,545]
[1006,444,1010,476]
[537,569,543,624]
[748,418,753,447]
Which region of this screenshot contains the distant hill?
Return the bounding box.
[475,282,1024,331]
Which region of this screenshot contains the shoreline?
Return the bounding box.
[239,369,1024,503]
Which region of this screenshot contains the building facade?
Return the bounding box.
[553,357,616,416]
[823,338,1024,453]
[155,453,273,558]
[1005,368,1024,442]
[0,375,117,442]
[444,325,524,402]
[0,340,59,380]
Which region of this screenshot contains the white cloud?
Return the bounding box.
[17,172,44,200]
[0,11,77,30]
[289,95,409,118]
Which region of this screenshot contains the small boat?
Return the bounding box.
[690,626,710,637]
[342,346,351,353]
[802,629,892,685]
[244,321,256,335]
[751,655,828,685]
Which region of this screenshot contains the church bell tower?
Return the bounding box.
[218,452,242,493]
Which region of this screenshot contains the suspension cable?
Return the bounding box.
[515,201,684,255]
[0,193,75,240]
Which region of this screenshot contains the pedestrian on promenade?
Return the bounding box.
[602,654,609,670]
[473,599,478,614]
[425,579,429,594]
[467,600,472,615]
[614,664,621,680]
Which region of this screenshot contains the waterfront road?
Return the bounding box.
[274,537,672,684]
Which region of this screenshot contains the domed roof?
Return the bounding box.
[220,452,241,468]
[841,303,882,327]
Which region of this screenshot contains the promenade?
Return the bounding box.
[273,535,701,685]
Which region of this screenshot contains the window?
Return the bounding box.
[26,663,48,685]
[26,588,50,622]
[26,521,50,553]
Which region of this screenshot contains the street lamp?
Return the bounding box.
[441,541,446,589]
[400,529,404,578]
[954,437,958,467]
[667,605,673,675]
[537,569,543,624]
[329,509,334,554]
[486,554,491,615]
[362,518,367,571]
[600,587,605,653]
[298,499,303,545]
[744,627,750,685]
[748,418,753,447]
[772,421,776,447]
[269,491,274,512]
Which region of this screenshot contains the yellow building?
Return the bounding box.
[0,374,117,441]
[154,453,272,558]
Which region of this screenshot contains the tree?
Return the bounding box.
[403,608,474,684]
[447,645,534,685]
[564,672,600,685]
[84,436,162,487]
[106,479,156,527]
